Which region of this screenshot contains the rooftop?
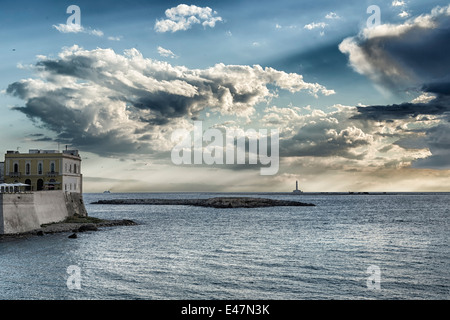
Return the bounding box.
[6,149,80,157]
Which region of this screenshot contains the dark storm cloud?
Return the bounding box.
[352,94,450,121]
[339,5,450,93]
[412,123,450,169]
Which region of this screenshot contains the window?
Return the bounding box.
[14,163,19,173]
[50,162,55,173]
[38,163,43,175]
[74,164,77,174]
[26,163,31,175]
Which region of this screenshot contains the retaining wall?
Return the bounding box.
[0,191,87,234]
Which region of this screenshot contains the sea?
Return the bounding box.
[0,192,448,300]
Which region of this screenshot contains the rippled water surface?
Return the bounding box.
[0,193,448,299]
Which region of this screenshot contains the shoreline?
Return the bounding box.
[0,217,137,240]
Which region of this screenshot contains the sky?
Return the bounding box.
[1,0,450,192]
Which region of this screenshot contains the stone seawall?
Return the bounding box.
[0,191,87,235]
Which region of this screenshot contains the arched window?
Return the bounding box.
[74,164,77,174]
[38,163,43,175]
[14,163,19,173]
[26,163,31,175]
[37,179,44,191]
[50,163,55,173]
[25,179,32,191]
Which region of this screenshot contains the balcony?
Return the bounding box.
[9,172,21,178]
[47,171,58,177]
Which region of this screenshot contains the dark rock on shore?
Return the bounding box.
[77,224,98,232]
[92,197,315,208]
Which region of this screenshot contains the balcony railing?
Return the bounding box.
[47,172,58,177]
[9,172,21,178]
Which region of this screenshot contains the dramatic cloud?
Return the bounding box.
[7,46,334,157]
[154,4,223,33]
[260,104,431,168]
[339,5,450,170]
[339,5,450,93]
[352,94,450,169]
[352,95,450,122]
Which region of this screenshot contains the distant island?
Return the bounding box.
[91,197,315,208]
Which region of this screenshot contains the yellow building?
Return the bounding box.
[3,149,82,193]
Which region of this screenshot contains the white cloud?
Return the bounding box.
[53,23,84,33]
[304,22,327,30]
[411,93,436,104]
[89,29,104,37]
[157,46,178,59]
[398,10,409,18]
[108,36,123,41]
[392,0,406,7]
[155,4,223,33]
[325,12,340,19]
[53,23,103,37]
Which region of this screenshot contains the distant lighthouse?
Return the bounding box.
[293,180,303,194]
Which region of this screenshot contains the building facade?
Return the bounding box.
[0,162,4,183]
[3,149,82,193]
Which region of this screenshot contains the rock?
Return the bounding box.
[68,233,77,239]
[122,219,137,225]
[36,230,44,236]
[77,224,98,232]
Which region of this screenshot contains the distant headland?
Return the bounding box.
[92,197,315,208]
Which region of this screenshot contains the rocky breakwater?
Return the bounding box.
[92,197,315,208]
[0,215,137,240]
